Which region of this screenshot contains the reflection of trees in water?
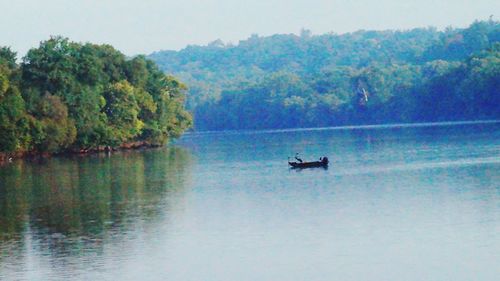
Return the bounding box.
[0,147,192,259]
[0,162,33,263]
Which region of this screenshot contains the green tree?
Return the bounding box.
[102,81,143,145]
[0,48,31,152]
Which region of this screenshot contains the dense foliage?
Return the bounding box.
[150,20,499,130]
[0,37,192,155]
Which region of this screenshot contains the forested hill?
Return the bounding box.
[0,37,192,158]
[149,20,500,130]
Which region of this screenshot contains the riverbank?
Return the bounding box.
[0,141,163,165]
[3,119,499,165]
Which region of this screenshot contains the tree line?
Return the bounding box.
[0,37,192,156]
[149,20,499,130]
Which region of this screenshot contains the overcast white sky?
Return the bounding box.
[1,0,499,56]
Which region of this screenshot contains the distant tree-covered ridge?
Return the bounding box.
[0,37,192,157]
[149,20,499,130]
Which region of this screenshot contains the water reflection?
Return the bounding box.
[0,147,192,260]
[1,123,499,281]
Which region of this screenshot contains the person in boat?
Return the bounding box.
[295,153,303,163]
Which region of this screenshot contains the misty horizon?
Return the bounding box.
[2,18,496,59]
[151,18,493,53]
[1,0,498,57]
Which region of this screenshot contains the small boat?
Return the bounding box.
[288,156,329,168]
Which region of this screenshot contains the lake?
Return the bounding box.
[1,122,499,281]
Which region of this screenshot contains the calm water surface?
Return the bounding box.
[1,122,499,281]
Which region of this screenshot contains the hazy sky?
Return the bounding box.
[1,0,498,56]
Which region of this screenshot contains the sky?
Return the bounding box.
[1,0,499,57]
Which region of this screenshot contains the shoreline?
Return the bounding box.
[3,119,499,164]
[0,141,163,165]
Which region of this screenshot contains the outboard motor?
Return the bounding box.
[321,157,329,165]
